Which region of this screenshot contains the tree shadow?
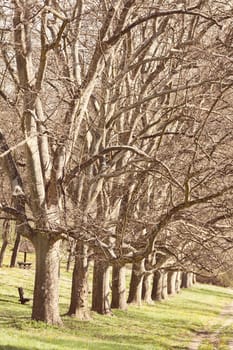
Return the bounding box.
[0,347,28,350]
[0,298,19,304]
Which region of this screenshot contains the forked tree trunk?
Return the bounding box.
[151,270,163,301]
[92,259,111,315]
[142,273,153,304]
[127,260,144,305]
[111,264,127,310]
[67,241,90,319]
[32,235,62,325]
[10,231,21,267]
[167,271,177,295]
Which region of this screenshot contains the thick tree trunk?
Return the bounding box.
[161,271,168,300]
[32,235,62,325]
[10,231,21,267]
[167,271,177,295]
[111,264,127,310]
[127,260,144,305]
[151,270,163,301]
[92,259,111,315]
[193,273,196,284]
[142,273,153,304]
[67,241,90,319]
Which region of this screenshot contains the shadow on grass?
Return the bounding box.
[0,298,19,304]
[29,336,151,350]
[0,347,27,350]
[29,333,188,350]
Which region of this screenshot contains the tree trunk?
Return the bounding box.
[111,264,127,310]
[127,260,144,305]
[181,272,194,288]
[67,241,90,319]
[151,270,163,301]
[0,240,8,267]
[92,259,111,315]
[187,272,193,288]
[0,219,10,267]
[66,250,73,272]
[66,238,75,272]
[142,273,153,304]
[167,271,177,295]
[175,271,181,293]
[10,231,21,267]
[32,235,62,325]
[193,273,196,284]
[161,271,168,300]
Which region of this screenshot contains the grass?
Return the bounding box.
[0,250,233,349]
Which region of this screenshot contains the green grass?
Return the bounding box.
[0,250,233,349]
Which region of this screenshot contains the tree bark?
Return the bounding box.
[187,272,193,288]
[66,241,75,272]
[127,260,144,305]
[10,231,21,267]
[161,271,168,300]
[0,219,10,267]
[67,241,90,319]
[0,240,8,267]
[92,259,111,315]
[32,235,62,325]
[167,271,177,295]
[151,270,163,301]
[175,271,181,293]
[181,272,194,288]
[111,264,127,310]
[142,273,153,303]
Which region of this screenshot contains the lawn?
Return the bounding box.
[0,256,233,349]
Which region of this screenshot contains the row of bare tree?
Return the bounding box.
[0,0,233,324]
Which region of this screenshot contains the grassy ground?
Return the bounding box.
[0,253,233,349]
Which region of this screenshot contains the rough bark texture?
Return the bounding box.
[167,271,177,295]
[67,241,90,319]
[32,235,62,325]
[111,264,127,310]
[92,259,111,315]
[151,270,163,301]
[127,260,144,305]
